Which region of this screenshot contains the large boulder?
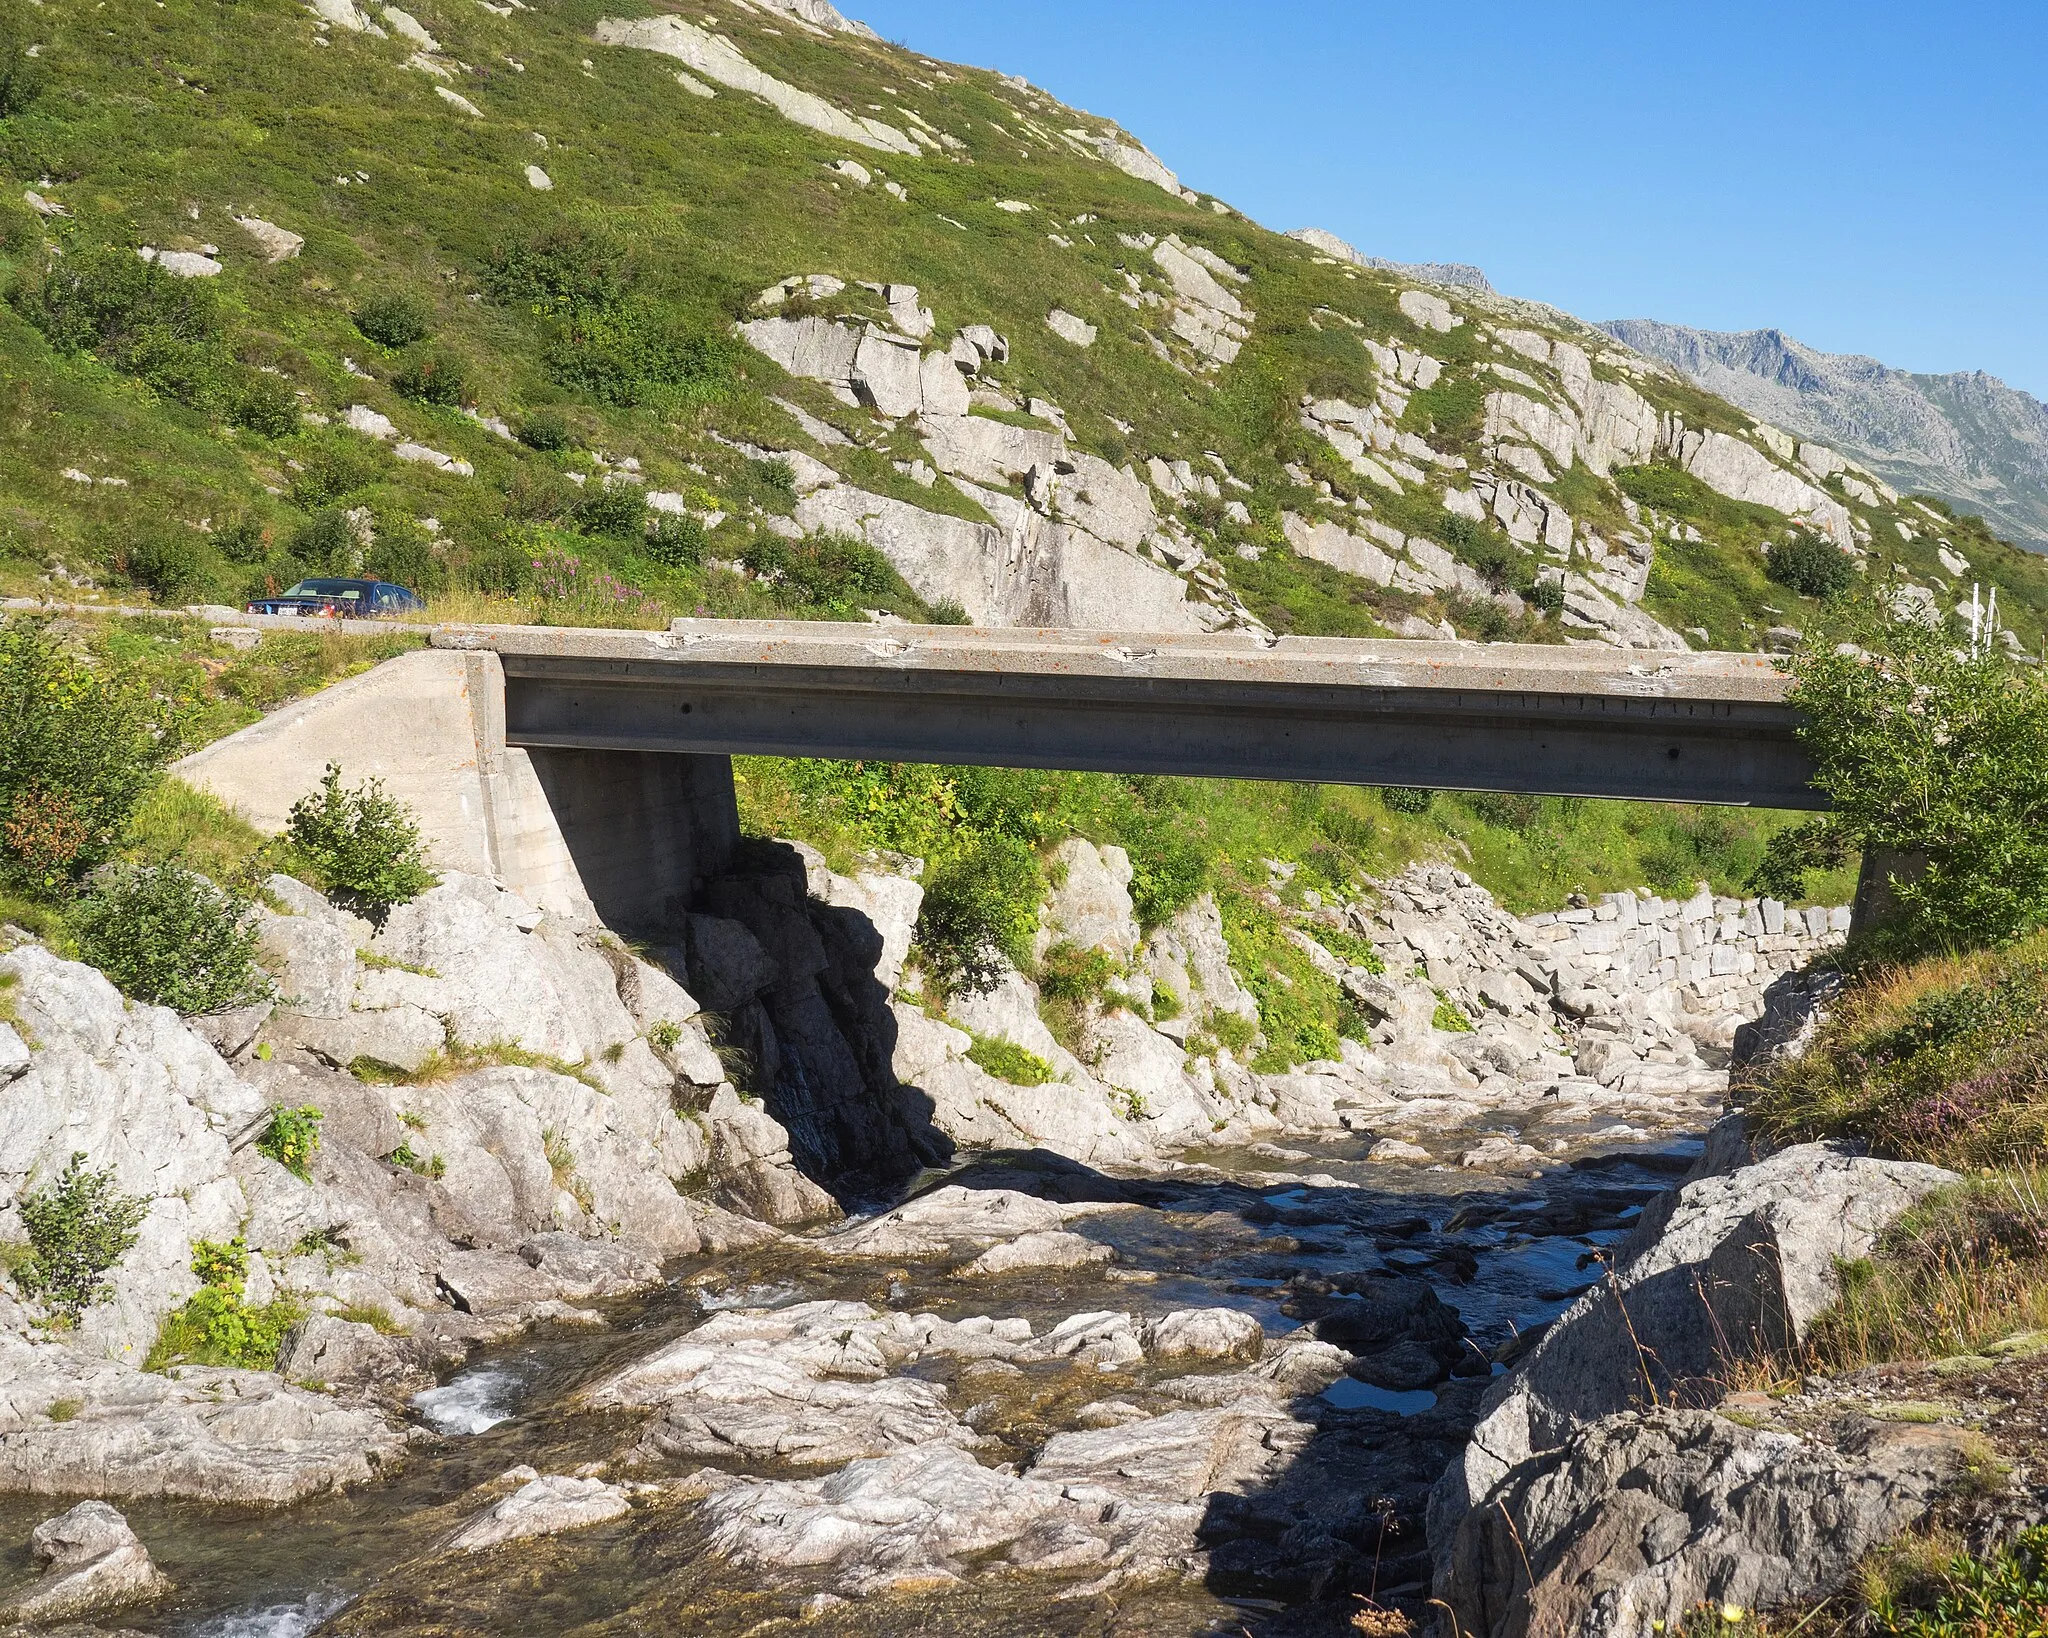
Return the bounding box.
[1,1500,170,1622]
[1431,1144,1958,1586]
[1438,1409,1976,1638]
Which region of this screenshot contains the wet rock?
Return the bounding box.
[1145,1308,1264,1360]
[1019,1310,1144,1370]
[1,1502,169,1622]
[518,1232,662,1299]
[1311,1278,1465,1354]
[437,1249,552,1316]
[1438,1409,1976,1638]
[957,1230,1112,1278]
[819,1185,1126,1261]
[275,1314,415,1393]
[448,1472,631,1551]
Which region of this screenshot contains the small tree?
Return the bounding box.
[15,1154,149,1326]
[0,619,191,891]
[1784,608,2048,953]
[285,763,437,916]
[914,835,1043,996]
[72,862,272,1014]
[1766,533,1857,599]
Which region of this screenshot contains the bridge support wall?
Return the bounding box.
[176,648,741,934]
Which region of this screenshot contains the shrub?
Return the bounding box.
[1527,578,1565,615]
[1218,893,1357,1071]
[121,527,209,604]
[22,244,219,357]
[483,222,627,315]
[647,512,706,568]
[574,477,648,539]
[363,520,446,596]
[516,409,571,451]
[285,762,437,915]
[215,515,273,565]
[14,1154,149,1326]
[235,371,302,438]
[145,1236,301,1371]
[1442,515,1518,589]
[928,598,972,626]
[390,346,470,407]
[287,431,387,508]
[1381,787,1434,815]
[0,36,45,118]
[915,834,1043,995]
[1766,533,1856,599]
[256,1106,323,1180]
[1867,1525,2048,1636]
[0,619,189,888]
[1036,941,1121,1005]
[1788,611,2048,953]
[354,291,432,350]
[72,862,271,1014]
[742,533,910,617]
[1118,811,1209,930]
[544,304,738,410]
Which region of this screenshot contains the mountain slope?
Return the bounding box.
[0,0,2044,659]
[1600,319,2048,553]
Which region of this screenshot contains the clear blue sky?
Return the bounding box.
[853,1,2048,398]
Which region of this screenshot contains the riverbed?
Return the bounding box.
[0,1132,1695,1636]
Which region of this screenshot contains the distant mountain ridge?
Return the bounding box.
[1598,319,2048,551]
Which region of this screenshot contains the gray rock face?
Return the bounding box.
[1285,229,1494,292]
[2,1500,170,1622]
[1600,318,2048,550]
[1438,1409,1976,1638]
[0,1331,406,1504]
[1431,1143,1958,1592]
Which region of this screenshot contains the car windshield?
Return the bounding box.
[279,581,364,600]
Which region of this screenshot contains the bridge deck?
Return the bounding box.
[430,621,1819,809]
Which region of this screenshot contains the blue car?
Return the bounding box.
[245,578,427,619]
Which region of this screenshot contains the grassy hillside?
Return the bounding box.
[2,0,2044,655]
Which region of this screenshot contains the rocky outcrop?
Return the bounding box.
[1432,1143,1960,1634]
[1287,228,1495,293]
[1440,1409,1977,1638]
[448,1470,633,1551]
[593,16,916,154]
[0,1501,170,1622]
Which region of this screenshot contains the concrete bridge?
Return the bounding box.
[178,619,1815,934]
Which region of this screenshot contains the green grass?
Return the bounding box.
[965,1033,1056,1087]
[0,0,2035,652]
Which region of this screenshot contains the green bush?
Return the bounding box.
[1527,578,1566,615]
[214,515,273,565]
[545,303,739,410]
[363,519,446,595]
[483,222,628,315]
[1037,941,1121,1004]
[0,36,46,118]
[1766,533,1856,599]
[354,291,432,350]
[1382,787,1434,815]
[575,478,648,539]
[120,527,210,605]
[0,619,189,889]
[284,762,437,916]
[1219,893,1362,1071]
[287,431,387,508]
[965,1033,1054,1086]
[22,244,219,357]
[915,834,1043,995]
[234,371,301,438]
[145,1236,301,1371]
[1789,611,2048,953]
[390,346,470,407]
[1432,993,1474,1032]
[516,409,572,452]
[72,862,271,1014]
[256,1106,322,1180]
[647,512,706,568]
[742,533,913,617]
[14,1154,149,1326]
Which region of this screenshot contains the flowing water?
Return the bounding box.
[0,1132,1697,1636]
